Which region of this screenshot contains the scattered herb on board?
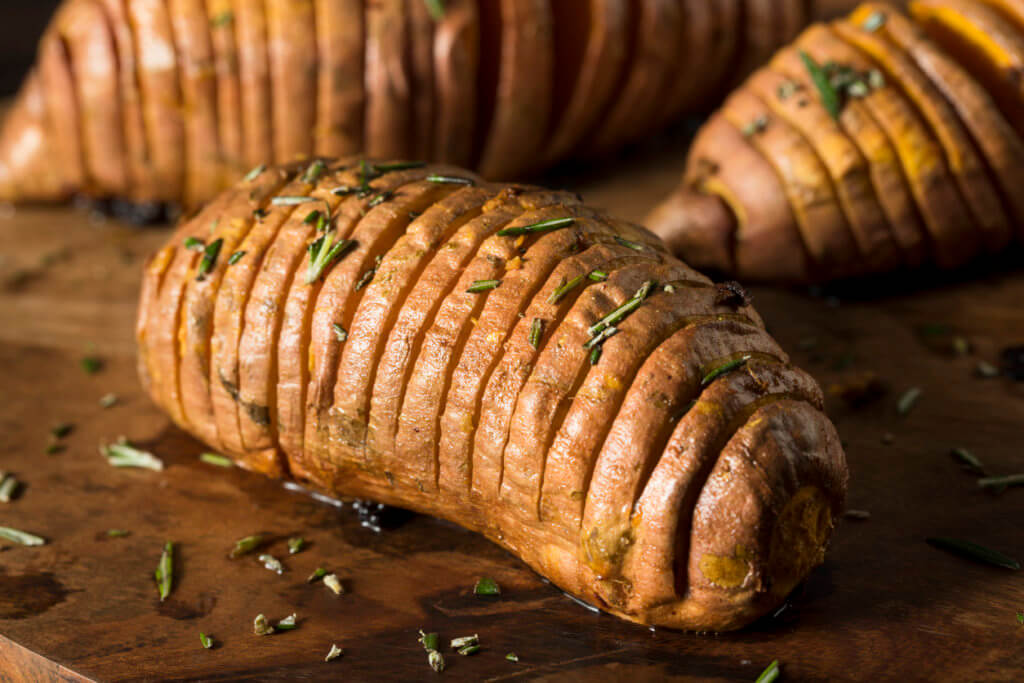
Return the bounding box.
[800,51,841,119]
[332,323,348,342]
[426,174,475,186]
[978,474,1024,490]
[975,361,1000,378]
[428,649,445,672]
[275,614,298,630]
[306,231,355,284]
[228,250,246,265]
[254,614,274,636]
[325,643,344,661]
[498,216,575,237]
[102,439,164,471]
[199,452,233,467]
[458,644,481,656]
[506,652,520,662]
[702,355,752,387]
[155,541,174,602]
[896,387,922,415]
[324,573,344,595]
[467,279,501,293]
[450,634,479,649]
[474,576,501,596]
[51,422,74,438]
[45,442,65,455]
[243,164,265,182]
[862,10,887,32]
[0,526,45,546]
[0,474,20,503]
[755,660,781,683]
[950,448,987,476]
[99,393,118,408]
[184,236,206,251]
[199,632,214,649]
[424,0,445,20]
[302,159,326,184]
[355,254,384,291]
[926,537,1021,570]
[258,553,284,574]
[528,318,544,349]
[307,567,327,583]
[287,537,305,554]
[81,356,103,374]
[419,631,440,651]
[548,274,583,304]
[107,529,129,537]
[1017,611,1024,625]
[229,534,264,559]
[844,509,871,521]
[196,238,223,281]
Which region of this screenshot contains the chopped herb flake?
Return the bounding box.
[275,614,298,630]
[243,164,265,182]
[548,274,584,304]
[332,323,348,342]
[975,361,1000,378]
[0,475,19,503]
[324,573,344,595]
[107,529,129,537]
[287,536,306,554]
[199,632,213,649]
[506,652,519,662]
[367,190,393,208]
[196,238,223,281]
[307,567,327,583]
[102,439,164,471]
[950,448,987,476]
[229,534,263,558]
[272,195,317,206]
[325,643,344,661]
[99,393,118,408]
[302,159,326,184]
[51,422,74,439]
[81,356,103,374]
[424,0,445,21]
[428,649,445,673]
[978,474,1024,490]
[588,269,608,281]
[497,216,575,237]
[896,387,922,415]
[742,115,769,137]
[926,537,1020,570]
[355,254,383,291]
[306,232,355,284]
[254,613,274,636]
[800,50,841,120]
[467,279,501,293]
[155,541,174,602]
[589,346,602,365]
[474,576,501,596]
[419,630,440,652]
[426,174,475,186]
[450,634,479,649]
[614,235,645,251]
[529,318,544,350]
[701,355,752,387]
[844,509,871,520]
[199,452,233,468]
[755,659,781,683]
[258,553,284,574]
[0,526,45,546]
[862,10,886,32]
[458,644,481,656]
[588,280,654,337]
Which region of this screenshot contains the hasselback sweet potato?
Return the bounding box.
[0,0,861,209]
[137,158,848,631]
[648,0,1024,283]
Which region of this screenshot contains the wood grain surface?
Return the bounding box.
[0,130,1022,681]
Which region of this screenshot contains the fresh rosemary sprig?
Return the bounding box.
[548,275,583,304]
[800,50,841,120]
[498,216,575,237]
[467,279,501,293]
[701,355,752,387]
[587,280,654,337]
[155,541,174,602]
[305,231,355,284]
[450,634,479,649]
[184,236,205,251]
[302,159,326,184]
[583,326,618,350]
[102,439,164,471]
[926,537,1020,570]
[426,174,475,186]
[196,238,223,281]
[528,318,544,350]
[0,526,44,546]
[589,346,602,365]
[229,534,263,559]
[428,649,445,672]
[474,576,501,596]
[199,452,233,467]
[367,190,393,208]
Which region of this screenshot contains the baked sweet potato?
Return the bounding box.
[648,0,1023,282]
[0,0,862,209]
[137,158,848,631]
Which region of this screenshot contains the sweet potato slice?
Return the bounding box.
[621,361,824,620]
[60,0,127,197]
[36,18,85,194]
[760,52,903,270]
[207,0,245,183]
[794,24,928,266]
[443,216,666,498]
[500,261,695,521]
[876,6,1024,236]
[432,0,478,166]
[179,165,294,450]
[475,0,553,179]
[545,0,629,161]
[590,0,683,153]
[169,0,223,207]
[364,0,412,159]
[314,0,363,157]
[235,0,274,168]
[266,0,316,162]
[721,88,861,278]
[468,241,663,502]
[365,187,572,479]
[128,0,184,201]
[836,16,1003,261]
[580,318,783,599]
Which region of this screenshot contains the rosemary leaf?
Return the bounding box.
[450,634,479,649]
[155,541,174,602]
[199,632,213,649]
[800,50,841,120]
[373,160,427,173]
[325,643,344,661]
[258,553,284,574]
[588,269,608,282]
[332,323,348,342]
[99,393,119,408]
[975,360,1000,378]
[276,614,298,630]
[81,356,103,374]
[51,422,74,438]
[303,209,322,225]
[307,567,327,583]
[254,613,274,636]
[1018,612,1024,625]
[45,442,65,455]
[102,439,164,471]
[548,275,584,304]
[0,474,19,503]
[755,660,781,683]
[302,159,326,184]
[506,652,519,662]
[184,236,206,251]
[467,279,501,293]
[896,386,922,415]
[287,536,305,554]
[587,281,654,337]
[590,346,602,365]
[428,649,445,673]
[229,534,263,559]
[862,10,886,32]
[497,216,575,237]
[458,644,481,656]
[196,238,223,281]
[701,355,753,387]
[355,254,383,291]
[419,630,440,652]
[107,529,129,537]
[199,452,234,468]
[977,474,1024,490]
[426,173,475,186]
[272,195,317,206]
[474,576,501,596]
[950,448,987,476]
[528,318,544,350]
[242,163,265,182]
[844,509,871,520]
[583,325,618,351]
[0,526,45,546]
[305,233,355,284]
[367,190,393,208]
[926,537,1020,570]
[613,235,645,251]
[423,0,445,21]
[324,573,344,595]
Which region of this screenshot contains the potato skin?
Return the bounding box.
[138,158,847,632]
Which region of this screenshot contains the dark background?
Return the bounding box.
[1,4,61,96]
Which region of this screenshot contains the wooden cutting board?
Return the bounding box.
[1,136,1022,681]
